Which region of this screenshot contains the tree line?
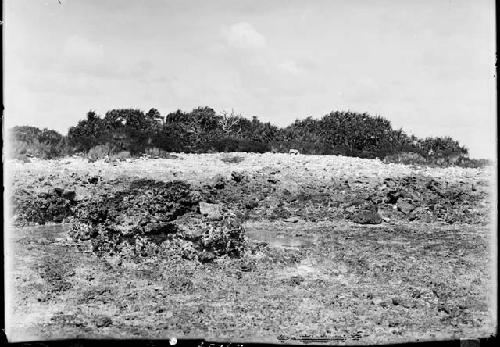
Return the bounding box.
[8,106,484,166]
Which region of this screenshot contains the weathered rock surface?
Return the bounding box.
[350,210,383,224]
[199,202,223,221]
[65,179,246,261]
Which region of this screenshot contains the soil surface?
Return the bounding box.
[5,153,497,343]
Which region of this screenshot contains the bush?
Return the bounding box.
[88,144,111,160]
[458,158,492,168]
[9,107,477,164]
[8,127,69,159]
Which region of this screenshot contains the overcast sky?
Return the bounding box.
[4,0,496,158]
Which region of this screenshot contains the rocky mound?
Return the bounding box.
[11,187,77,226]
[200,171,489,225]
[68,179,246,262]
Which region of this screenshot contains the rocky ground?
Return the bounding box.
[5,153,497,343]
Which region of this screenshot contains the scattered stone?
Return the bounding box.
[351,210,382,224]
[53,187,64,196]
[198,252,216,263]
[62,190,76,201]
[93,315,112,327]
[240,260,256,272]
[174,215,206,240]
[397,200,415,214]
[244,199,259,210]
[347,198,366,207]
[231,171,246,183]
[284,217,300,223]
[438,303,451,314]
[213,175,225,189]
[162,153,179,159]
[199,202,223,221]
[288,275,305,286]
[53,215,65,223]
[386,190,402,204]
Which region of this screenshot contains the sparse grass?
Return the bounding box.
[8,221,494,342]
[6,153,494,342]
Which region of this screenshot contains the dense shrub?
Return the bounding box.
[8,126,68,159]
[88,144,112,160]
[419,136,468,158]
[9,106,484,167]
[459,158,492,168]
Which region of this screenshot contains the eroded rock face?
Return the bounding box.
[69,179,246,261]
[12,188,75,226]
[199,202,223,221]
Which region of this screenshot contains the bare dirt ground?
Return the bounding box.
[5,153,497,343]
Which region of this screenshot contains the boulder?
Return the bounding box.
[231,171,246,183]
[53,215,65,223]
[174,215,206,240]
[212,175,226,189]
[199,202,223,221]
[244,199,259,210]
[62,190,76,201]
[386,190,402,204]
[198,252,216,263]
[351,210,383,224]
[88,176,99,184]
[53,187,64,197]
[284,216,300,223]
[397,200,415,214]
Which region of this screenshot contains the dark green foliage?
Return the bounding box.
[9,106,482,167]
[420,136,468,158]
[278,112,410,158]
[163,107,222,152]
[9,126,69,159]
[68,111,109,152]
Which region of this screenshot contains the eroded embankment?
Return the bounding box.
[9,159,491,262]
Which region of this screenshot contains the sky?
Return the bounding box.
[4,0,497,158]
